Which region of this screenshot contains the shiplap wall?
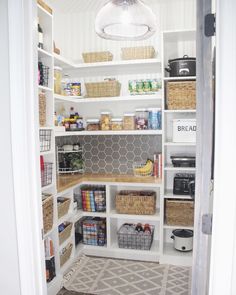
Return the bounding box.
[49,0,196,62]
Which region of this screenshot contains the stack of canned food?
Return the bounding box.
[128,78,162,95]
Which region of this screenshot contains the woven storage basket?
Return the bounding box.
[60,243,73,267]
[57,198,71,219]
[121,46,155,60]
[59,222,73,245]
[85,80,121,97]
[39,92,46,127]
[42,194,53,234]
[166,81,196,110]
[165,199,194,226]
[116,191,156,215]
[82,51,113,63]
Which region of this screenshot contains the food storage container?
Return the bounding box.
[86,119,100,131]
[123,113,135,130]
[71,82,81,96]
[54,66,62,94]
[100,112,111,130]
[135,108,148,130]
[148,108,162,130]
[111,118,123,130]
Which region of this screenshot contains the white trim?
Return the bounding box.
[209,0,236,294]
[7,1,46,295]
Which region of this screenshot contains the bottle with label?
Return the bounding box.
[69,107,75,119]
[38,17,44,49]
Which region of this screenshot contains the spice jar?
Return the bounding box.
[123,113,135,130]
[135,108,148,130]
[54,66,62,94]
[100,112,111,130]
[86,119,100,131]
[111,118,123,131]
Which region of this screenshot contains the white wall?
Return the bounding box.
[51,0,196,62]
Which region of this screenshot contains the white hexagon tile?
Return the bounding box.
[56,135,161,174]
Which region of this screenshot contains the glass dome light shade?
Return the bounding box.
[95,0,157,41]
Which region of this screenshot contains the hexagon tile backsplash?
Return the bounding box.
[56,135,162,174]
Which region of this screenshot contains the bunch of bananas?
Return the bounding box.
[134,159,153,176]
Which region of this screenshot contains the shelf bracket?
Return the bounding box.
[205,13,216,37]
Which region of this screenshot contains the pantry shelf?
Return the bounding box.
[164,142,196,146]
[164,110,196,113]
[55,130,163,137]
[54,93,163,104]
[38,85,53,92]
[164,165,196,172]
[163,76,196,81]
[163,224,194,230]
[109,210,160,221]
[38,47,53,58]
[162,243,192,266]
[164,190,193,200]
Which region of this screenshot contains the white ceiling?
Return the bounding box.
[47,0,159,14]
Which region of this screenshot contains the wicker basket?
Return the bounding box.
[166,81,196,110]
[60,243,73,267]
[57,198,71,219]
[42,194,53,234]
[165,199,194,226]
[59,222,73,245]
[39,92,46,127]
[121,46,155,60]
[85,80,121,97]
[82,51,113,63]
[116,191,156,215]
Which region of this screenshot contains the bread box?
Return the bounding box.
[173,119,196,143]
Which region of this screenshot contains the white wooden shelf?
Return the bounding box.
[37,4,52,18]
[164,109,196,113]
[54,93,163,104]
[164,190,193,200]
[164,142,196,146]
[41,183,55,192]
[54,53,162,76]
[40,150,54,156]
[164,165,196,172]
[162,243,192,266]
[163,224,194,230]
[163,76,196,81]
[38,47,53,58]
[73,210,107,223]
[55,130,162,137]
[38,85,53,92]
[109,210,160,221]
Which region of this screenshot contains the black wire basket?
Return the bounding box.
[38,62,50,87]
[41,162,53,187]
[40,130,52,152]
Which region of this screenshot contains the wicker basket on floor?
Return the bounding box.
[165,199,194,226]
[85,80,121,97]
[57,198,71,219]
[59,222,73,245]
[166,81,196,110]
[116,191,156,215]
[42,194,53,234]
[82,51,113,63]
[60,243,73,267]
[121,46,155,60]
[39,92,46,127]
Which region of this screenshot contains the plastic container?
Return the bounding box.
[123,113,135,130]
[111,118,123,130]
[148,108,162,130]
[86,119,100,131]
[100,112,111,130]
[54,66,62,94]
[135,108,148,130]
[71,82,81,96]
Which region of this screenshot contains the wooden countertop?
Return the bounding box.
[57,173,162,193]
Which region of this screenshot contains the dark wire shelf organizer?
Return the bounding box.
[40,129,52,152]
[38,62,50,88]
[56,146,84,175]
[41,162,53,187]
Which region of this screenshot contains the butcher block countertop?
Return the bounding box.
[57,173,162,193]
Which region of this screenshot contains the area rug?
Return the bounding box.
[63,256,191,295]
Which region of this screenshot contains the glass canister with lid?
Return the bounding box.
[148,108,162,130]
[86,119,100,131]
[54,66,62,94]
[111,118,123,130]
[123,113,135,130]
[135,108,148,130]
[100,112,111,130]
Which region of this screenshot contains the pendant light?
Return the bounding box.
[95,0,157,41]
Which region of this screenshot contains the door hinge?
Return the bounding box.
[202,213,213,235]
[205,13,216,37]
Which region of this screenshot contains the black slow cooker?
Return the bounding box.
[165,55,196,77]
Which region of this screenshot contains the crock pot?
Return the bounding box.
[165,55,196,77]
[171,229,193,252]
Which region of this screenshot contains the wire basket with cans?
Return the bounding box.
[82,217,106,246]
[118,223,154,250]
[40,129,52,152]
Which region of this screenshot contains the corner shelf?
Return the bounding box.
[164,165,196,172]
[55,130,163,137]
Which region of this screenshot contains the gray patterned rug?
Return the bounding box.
[63,256,191,295]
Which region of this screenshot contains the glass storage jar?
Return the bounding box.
[86,119,100,131]
[54,66,62,94]
[123,113,135,130]
[135,108,148,130]
[111,118,123,130]
[100,112,111,130]
[148,108,162,130]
